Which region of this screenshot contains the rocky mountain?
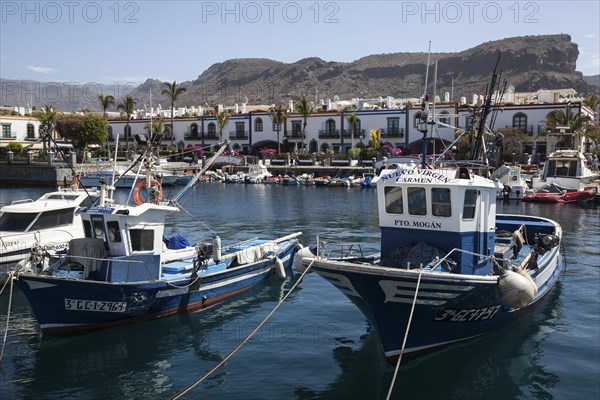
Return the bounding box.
[1,34,595,112]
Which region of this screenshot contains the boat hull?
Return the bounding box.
[15,243,297,334]
[310,214,562,361]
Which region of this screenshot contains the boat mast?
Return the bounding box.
[419,41,432,170]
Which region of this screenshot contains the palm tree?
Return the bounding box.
[35,105,58,155]
[584,94,599,111]
[144,118,165,142]
[215,110,230,142]
[295,95,314,153]
[344,110,358,149]
[269,105,288,153]
[161,81,187,146]
[97,94,115,118]
[544,105,592,149]
[117,96,137,152]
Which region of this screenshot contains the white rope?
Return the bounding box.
[0,271,15,362]
[386,269,423,400]
[171,258,315,400]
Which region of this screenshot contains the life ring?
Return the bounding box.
[133,178,162,205]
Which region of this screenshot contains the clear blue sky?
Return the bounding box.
[1,0,599,87]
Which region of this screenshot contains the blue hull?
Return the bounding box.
[16,243,297,334]
[312,217,562,361]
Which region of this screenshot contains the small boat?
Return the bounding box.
[298,166,563,362]
[522,183,595,203]
[13,141,302,335]
[313,176,331,186]
[532,149,599,191]
[491,165,530,200]
[281,172,299,185]
[297,173,315,185]
[0,187,100,280]
[327,177,351,187]
[246,164,272,184]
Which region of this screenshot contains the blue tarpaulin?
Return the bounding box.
[167,235,190,250]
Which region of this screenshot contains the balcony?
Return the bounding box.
[229,131,248,140]
[380,128,404,138]
[318,129,340,139]
[184,133,199,139]
[341,128,365,138]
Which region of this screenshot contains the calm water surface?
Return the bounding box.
[0,184,598,400]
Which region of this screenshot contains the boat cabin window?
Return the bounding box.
[107,221,122,243]
[46,194,80,200]
[90,215,107,242]
[0,212,37,232]
[431,188,451,217]
[30,208,75,230]
[83,220,92,238]
[407,187,427,216]
[384,186,404,214]
[463,190,478,220]
[130,229,154,251]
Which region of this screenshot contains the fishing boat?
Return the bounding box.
[0,187,100,280]
[13,141,302,334]
[297,57,562,363]
[298,166,562,362]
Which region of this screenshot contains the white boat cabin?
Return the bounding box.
[377,167,502,275]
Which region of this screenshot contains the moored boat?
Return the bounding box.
[299,166,563,362]
[0,187,100,280]
[13,141,302,334]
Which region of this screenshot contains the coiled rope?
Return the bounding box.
[0,271,15,362]
[386,269,422,400]
[171,258,316,400]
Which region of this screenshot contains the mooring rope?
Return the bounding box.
[171,258,316,400]
[386,269,423,400]
[0,271,15,362]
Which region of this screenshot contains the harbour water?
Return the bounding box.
[1,184,599,400]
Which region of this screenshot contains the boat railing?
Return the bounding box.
[52,254,156,283]
[10,198,34,205]
[316,240,369,260]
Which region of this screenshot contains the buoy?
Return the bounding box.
[293,245,316,274]
[212,235,222,263]
[133,178,162,205]
[274,257,286,279]
[498,269,537,309]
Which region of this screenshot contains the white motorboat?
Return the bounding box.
[532,149,599,191]
[0,188,100,280]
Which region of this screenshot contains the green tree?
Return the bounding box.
[144,118,165,142]
[97,94,115,118]
[544,106,592,149]
[56,114,107,161]
[6,142,23,155]
[214,110,230,142]
[269,105,288,153]
[344,110,358,149]
[295,95,314,153]
[161,81,187,146]
[584,95,599,111]
[35,105,58,155]
[117,96,137,151]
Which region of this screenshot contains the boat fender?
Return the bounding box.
[498,269,537,309]
[212,235,222,263]
[274,257,286,279]
[293,245,316,274]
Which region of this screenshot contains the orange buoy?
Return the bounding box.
[133,178,162,205]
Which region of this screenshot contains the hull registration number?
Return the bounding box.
[65,299,127,313]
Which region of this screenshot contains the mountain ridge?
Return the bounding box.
[1,34,596,112]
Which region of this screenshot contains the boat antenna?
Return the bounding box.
[470,52,501,172]
[419,42,432,169]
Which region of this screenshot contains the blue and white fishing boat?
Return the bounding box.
[14,141,301,334]
[297,58,563,363]
[298,166,562,362]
